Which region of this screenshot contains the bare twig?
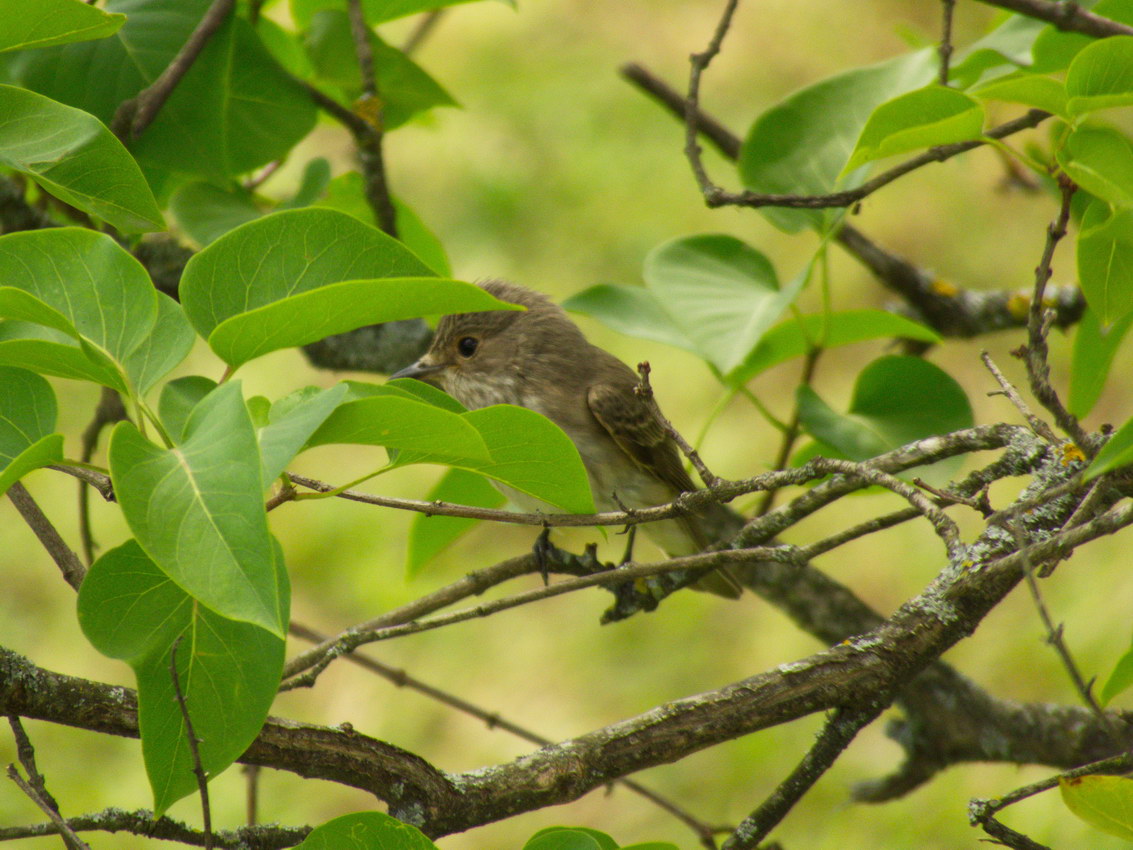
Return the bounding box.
[7,483,86,591]
[284,546,797,686]
[939,0,956,85]
[111,0,236,140]
[755,346,821,516]
[6,717,90,850]
[170,638,212,850]
[1008,516,1118,739]
[77,387,126,564]
[977,0,1133,37]
[636,361,720,487]
[684,0,742,203]
[724,704,885,849]
[0,807,308,848]
[402,9,445,55]
[1019,176,1090,448]
[970,751,1133,848]
[980,351,1060,445]
[346,0,399,236]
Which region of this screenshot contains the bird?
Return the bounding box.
[390,279,744,598]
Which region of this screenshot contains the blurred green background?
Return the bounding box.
[4,1,1133,847]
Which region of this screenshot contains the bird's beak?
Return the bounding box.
[389,359,446,382]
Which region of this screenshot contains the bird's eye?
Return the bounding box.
[457,337,479,358]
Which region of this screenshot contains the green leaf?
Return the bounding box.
[620,845,680,850]
[18,0,212,121]
[739,49,936,232]
[206,277,520,368]
[122,293,197,394]
[523,827,612,850]
[109,381,283,636]
[169,181,262,247]
[729,310,941,384]
[259,384,349,488]
[305,12,455,129]
[1060,775,1133,841]
[1030,0,1133,73]
[643,234,798,374]
[307,393,491,464]
[381,377,466,413]
[0,0,124,53]
[1058,125,1133,206]
[971,72,1067,117]
[1067,35,1133,117]
[1077,200,1133,324]
[1069,307,1133,418]
[180,208,437,341]
[843,85,984,174]
[1102,642,1133,705]
[948,14,1048,87]
[281,157,333,210]
[0,228,164,389]
[562,284,699,355]
[392,197,452,277]
[19,1,315,182]
[0,321,126,390]
[133,16,316,180]
[159,376,218,443]
[0,86,163,231]
[291,0,503,29]
[407,468,506,577]
[459,406,595,514]
[314,173,452,275]
[797,355,973,483]
[294,811,435,850]
[1085,413,1133,478]
[77,539,286,815]
[0,366,63,495]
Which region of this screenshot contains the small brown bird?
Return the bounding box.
[391,279,743,598]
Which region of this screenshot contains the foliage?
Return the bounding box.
[3,1,1133,849]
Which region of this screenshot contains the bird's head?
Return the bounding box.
[389,280,581,408]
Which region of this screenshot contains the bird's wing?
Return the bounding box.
[587,381,745,599]
[585,382,699,499]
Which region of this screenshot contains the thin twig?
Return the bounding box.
[755,346,821,516]
[77,387,125,564]
[1008,517,1119,739]
[977,0,1133,37]
[724,704,885,849]
[111,0,236,140]
[283,546,797,686]
[980,351,1060,445]
[1019,176,1089,448]
[170,637,212,850]
[636,361,720,487]
[288,622,726,847]
[0,807,308,848]
[346,0,399,236]
[970,751,1133,849]
[6,717,90,850]
[7,483,86,591]
[939,0,956,85]
[684,0,742,203]
[402,9,445,55]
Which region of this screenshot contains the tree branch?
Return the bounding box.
[977,0,1133,37]
[111,0,236,141]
